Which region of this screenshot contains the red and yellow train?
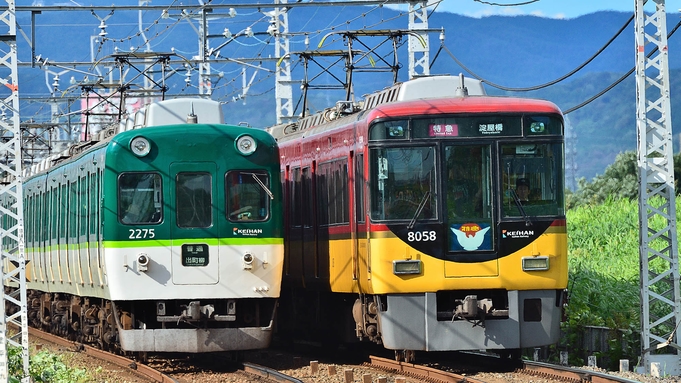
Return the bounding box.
[267,75,567,361]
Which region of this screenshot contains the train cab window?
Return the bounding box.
[445,145,493,252]
[118,173,162,225]
[501,143,565,217]
[176,172,212,228]
[226,171,271,222]
[370,146,436,221]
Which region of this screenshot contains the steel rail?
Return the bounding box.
[243,362,306,383]
[369,355,488,383]
[523,361,645,383]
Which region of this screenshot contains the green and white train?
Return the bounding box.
[5,98,284,354]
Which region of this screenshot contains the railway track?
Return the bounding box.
[522,361,644,383]
[26,326,310,383]
[243,362,306,383]
[369,355,488,383]
[26,326,176,382]
[369,354,647,383]
[24,326,652,383]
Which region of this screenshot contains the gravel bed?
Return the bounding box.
[25,335,681,383]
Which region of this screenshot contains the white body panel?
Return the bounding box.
[27,243,283,301]
[104,243,283,300]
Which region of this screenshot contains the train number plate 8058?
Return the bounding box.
[181,244,209,267]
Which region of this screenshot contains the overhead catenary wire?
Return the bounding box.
[473,0,540,6]
[562,18,681,115]
[432,13,634,92]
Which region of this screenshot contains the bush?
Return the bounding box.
[8,345,89,383]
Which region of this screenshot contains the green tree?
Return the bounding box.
[568,151,681,209]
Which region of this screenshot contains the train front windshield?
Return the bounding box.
[369,114,564,252]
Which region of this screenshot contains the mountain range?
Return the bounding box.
[12,6,681,185]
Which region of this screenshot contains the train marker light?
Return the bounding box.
[130,136,151,157]
[235,134,257,155]
[138,254,149,272]
[393,260,421,275]
[522,256,549,271]
[243,252,254,270]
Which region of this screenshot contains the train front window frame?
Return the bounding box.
[118,172,162,225]
[369,146,437,221]
[444,144,494,252]
[226,170,271,222]
[501,142,565,217]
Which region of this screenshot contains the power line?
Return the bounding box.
[472,0,541,6]
[563,18,681,114]
[433,13,634,92]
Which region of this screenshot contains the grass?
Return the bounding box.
[565,196,681,368]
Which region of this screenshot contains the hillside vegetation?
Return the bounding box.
[564,151,681,368]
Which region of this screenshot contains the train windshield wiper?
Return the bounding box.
[245,172,274,200]
[408,191,431,229]
[510,189,532,226]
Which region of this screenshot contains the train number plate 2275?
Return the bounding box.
[181,244,209,267]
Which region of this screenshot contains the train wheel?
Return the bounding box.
[394,350,404,362]
[404,350,416,363]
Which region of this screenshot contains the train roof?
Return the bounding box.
[365,95,563,121]
[17,98,226,180]
[124,98,224,129]
[267,75,562,142]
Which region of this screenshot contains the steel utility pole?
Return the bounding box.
[274,0,293,124]
[635,0,681,375]
[407,0,429,78]
[0,0,29,381]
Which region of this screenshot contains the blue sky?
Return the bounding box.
[439,0,681,19]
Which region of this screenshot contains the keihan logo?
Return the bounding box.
[502,229,534,239]
[233,228,263,236]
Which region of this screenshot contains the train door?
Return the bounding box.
[46,184,56,284]
[94,169,105,287]
[443,144,498,277]
[301,165,316,281]
[353,153,368,284]
[57,183,66,283]
[169,162,219,285]
[78,175,90,286]
[287,166,304,285]
[65,179,75,284]
[87,170,99,287]
[79,172,94,286]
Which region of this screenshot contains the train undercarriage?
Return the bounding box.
[10,288,277,358]
[351,290,515,362]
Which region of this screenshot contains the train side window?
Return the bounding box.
[119,172,163,225]
[226,170,271,222]
[176,172,211,228]
[318,159,349,225]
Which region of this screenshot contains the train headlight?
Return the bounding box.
[235,134,257,156]
[393,260,421,275]
[522,256,549,271]
[130,136,151,157]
